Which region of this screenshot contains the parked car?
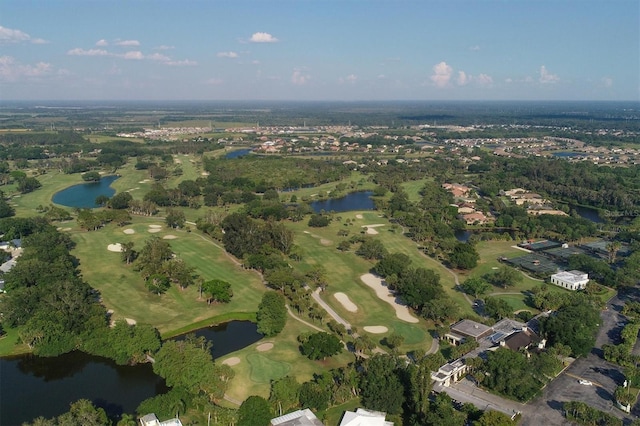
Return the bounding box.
[579,380,593,386]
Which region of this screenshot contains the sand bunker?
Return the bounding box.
[148,228,162,233]
[320,239,332,246]
[334,292,358,312]
[201,172,210,176]
[126,187,139,192]
[360,273,419,323]
[107,243,123,252]
[123,229,135,234]
[365,228,378,235]
[163,235,178,240]
[364,326,388,334]
[222,357,241,366]
[139,179,151,183]
[257,343,274,352]
[355,214,363,219]
[362,224,384,235]
[149,225,162,228]
[125,318,137,325]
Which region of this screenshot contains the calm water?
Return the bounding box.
[1,321,261,425]
[573,205,604,223]
[174,320,263,359]
[52,175,119,208]
[310,191,375,213]
[552,151,583,158]
[0,351,167,425]
[224,148,253,159]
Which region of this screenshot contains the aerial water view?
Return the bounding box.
[1,0,639,425]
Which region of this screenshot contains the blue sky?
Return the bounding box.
[1,0,638,101]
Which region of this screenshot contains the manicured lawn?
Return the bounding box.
[400,178,432,203]
[246,353,291,383]
[219,317,355,403]
[69,219,266,336]
[321,398,361,426]
[285,211,432,352]
[0,326,30,356]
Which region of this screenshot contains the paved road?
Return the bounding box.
[311,288,352,331]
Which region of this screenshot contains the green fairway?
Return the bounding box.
[69,219,266,336]
[247,353,291,383]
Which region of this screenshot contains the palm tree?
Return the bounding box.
[606,241,622,264]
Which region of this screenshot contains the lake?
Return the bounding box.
[224,148,253,159]
[52,175,119,208]
[310,191,375,213]
[0,320,261,425]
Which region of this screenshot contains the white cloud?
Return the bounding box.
[121,51,144,60]
[217,51,238,58]
[469,45,481,51]
[0,25,47,44]
[155,45,174,50]
[602,77,613,88]
[67,48,110,56]
[292,69,310,85]
[165,59,197,67]
[539,65,559,84]
[115,39,140,47]
[146,53,170,61]
[251,60,261,65]
[457,71,469,86]
[250,32,278,43]
[476,73,493,86]
[430,61,453,87]
[96,39,108,47]
[0,55,53,81]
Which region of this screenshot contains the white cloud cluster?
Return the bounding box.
[0,55,54,82]
[539,65,559,84]
[430,61,493,88]
[292,69,310,85]
[67,45,196,66]
[250,32,278,43]
[115,39,140,47]
[217,51,238,58]
[0,25,47,44]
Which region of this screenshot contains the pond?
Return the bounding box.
[0,320,261,425]
[310,191,375,213]
[224,148,253,159]
[573,205,604,223]
[52,175,119,208]
[173,320,263,359]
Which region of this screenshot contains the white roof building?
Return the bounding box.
[550,270,589,291]
[271,408,324,426]
[339,408,393,426]
[139,414,182,426]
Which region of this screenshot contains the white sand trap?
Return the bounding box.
[257,342,274,352]
[148,228,161,233]
[201,172,210,176]
[123,229,135,234]
[364,326,388,334]
[365,228,379,235]
[362,224,385,228]
[320,239,332,246]
[222,357,241,366]
[139,179,151,183]
[107,243,123,252]
[125,318,137,325]
[303,231,310,234]
[355,214,363,219]
[163,235,178,240]
[360,273,419,323]
[174,158,182,164]
[126,187,139,192]
[334,292,358,312]
[149,225,162,228]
